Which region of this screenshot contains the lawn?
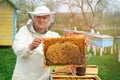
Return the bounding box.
[0,47,120,80]
[88,51,120,80]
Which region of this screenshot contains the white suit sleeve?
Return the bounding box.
[12,26,35,58]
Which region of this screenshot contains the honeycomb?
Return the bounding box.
[43,36,86,66]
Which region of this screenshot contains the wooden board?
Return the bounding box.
[51,65,98,75]
[51,75,101,80]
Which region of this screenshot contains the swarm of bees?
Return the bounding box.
[43,36,87,66]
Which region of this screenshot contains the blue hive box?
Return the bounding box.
[93,35,114,48]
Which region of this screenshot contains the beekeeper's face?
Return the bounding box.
[33,15,50,33]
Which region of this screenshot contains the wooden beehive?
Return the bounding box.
[0,0,19,46]
[51,65,101,80]
[43,36,86,66]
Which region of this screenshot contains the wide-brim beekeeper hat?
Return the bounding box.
[28,6,56,20]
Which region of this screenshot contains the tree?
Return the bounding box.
[56,0,120,32]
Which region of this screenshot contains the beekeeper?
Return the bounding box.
[12,6,60,80]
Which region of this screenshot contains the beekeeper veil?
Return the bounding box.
[27,6,56,30]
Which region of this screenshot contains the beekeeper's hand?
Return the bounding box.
[85,37,89,46]
[29,38,43,50]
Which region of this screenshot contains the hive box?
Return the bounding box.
[51,65,101,80]
[92,35,114,48]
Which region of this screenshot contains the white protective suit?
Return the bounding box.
[12,22,60,80]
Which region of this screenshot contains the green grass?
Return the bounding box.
[0,47,16,80]
[88,52,120,80]
[0,47,120,80]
